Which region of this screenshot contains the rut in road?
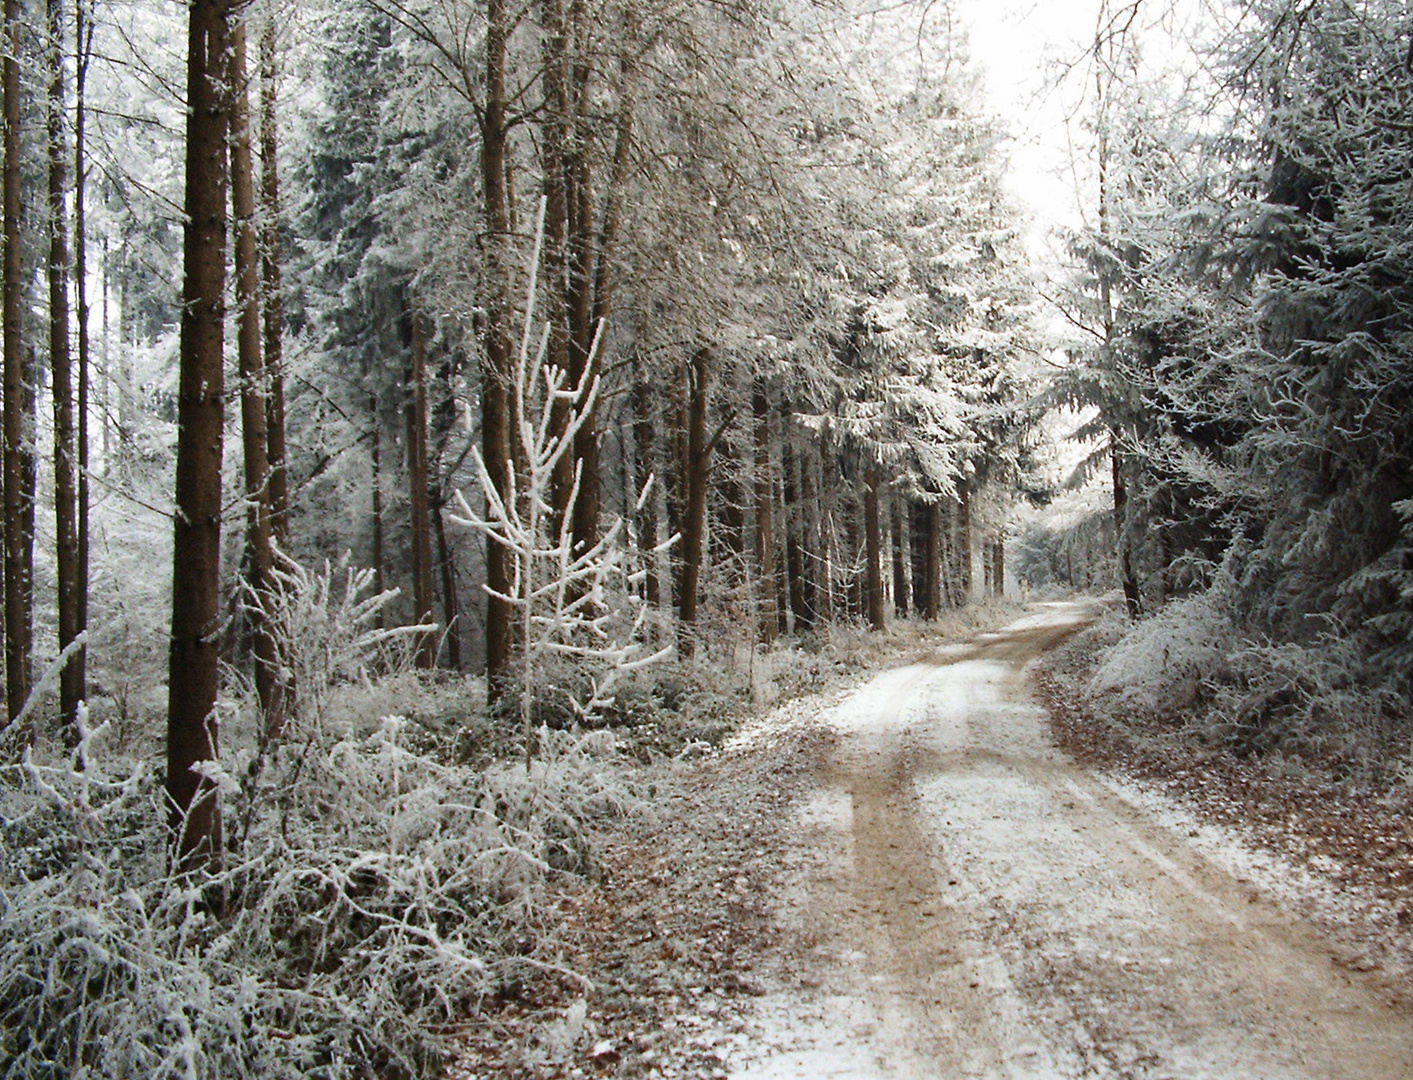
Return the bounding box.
[731,604,1413,1080]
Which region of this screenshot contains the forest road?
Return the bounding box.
[730,602,1413,1079]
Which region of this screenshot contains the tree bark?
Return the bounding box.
[258,17,288,546]
[47,0,82,733]
[230,20,283,739]
[541,0,574,536]
[434,503,462,669]
[911,500,941,620]
[803,437,826,623]
[863,466,885,630]
[891,497,909,617]
[370,392,386,626]
[782,436,810,632]
[3,0,31,726]
[1113,434,1141,618]
[565,0,598,557]
[676,347,711,655]
[406,309,435,669]
[631,359,660,608]
[168,0,233,870]
[481,0,515,704]
[752,381,777,645]
[74,0,92,720]
[957,485,973,605]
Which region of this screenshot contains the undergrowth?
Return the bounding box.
[1057,582,1412,781]
[0,716,628,1079]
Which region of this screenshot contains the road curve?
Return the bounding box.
[730,603,1413,1080]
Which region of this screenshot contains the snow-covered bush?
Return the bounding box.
[1,707,629,1078]
[1085,558,1409,771]
[1087,586,1235,717]
[1203,637,1405,766]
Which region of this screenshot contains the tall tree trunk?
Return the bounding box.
[168,0,232,870]
[541,0,574,535]
[782,436,810,631]
[258,17,288,546]
[676,347,711,655]
[434,503,462,669]
[631,359,660,608]
[715,432,745,579]
[957,485,973,605]
[230,20,283,739]
[911,500,942,620]
[752,381,776,645]
[666,357,686,609]
[891,497,909,617]
[565,1,598,558]
[863,466,884,631]
[47,0,81,733]
[845,505,862,621]
[2,0,30,726]
[805,437,828,623]
[481,0,515,704]
[74,0,91,718]
[992,536,1005,598]
[406,310,435,669]
[572,12,637,557]
[370,393,386,627]
[1112,434,1140,618]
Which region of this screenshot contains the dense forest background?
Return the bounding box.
[2,0,1412,1072]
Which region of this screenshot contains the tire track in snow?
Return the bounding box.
[729,603,1413,1079]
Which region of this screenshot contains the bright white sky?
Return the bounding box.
[952,0,1101,251]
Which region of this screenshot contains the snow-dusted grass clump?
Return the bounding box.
[2,694,628,1077]
[1087,589,1234,715]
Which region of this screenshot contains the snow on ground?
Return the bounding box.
[716,603,1413,1079]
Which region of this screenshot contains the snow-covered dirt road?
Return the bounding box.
[729,603,1413,1079]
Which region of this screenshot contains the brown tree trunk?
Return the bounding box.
[565,2,598,558]
[631,360,660,608]
[911,500,943,620]
[74,0,91,719]
[258,18,288,547]
[406,310,435,669]
[434,502,462,669]
[676,347,711,655]
[370,393,386,626]
[541,0,574,536]
[1113,435,1140,618]
[891,498,909,617]
[863,466,885,631]
[845,506,862,621]
[752,381,777,645]
[666,358,687,608]
[230,20,283,739]
[992,536,1006,598]
[168,0,233,870]
[957,485,973,605]
[47,0,82,732]
[481,0,515,704]
[804,438,827,622]
[3,0,30,726]
[715,432,745,578]
[782,437,808,632]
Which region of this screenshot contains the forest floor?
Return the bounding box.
[451,602,1413,1079]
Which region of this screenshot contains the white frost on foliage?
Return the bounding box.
[1087,592,1235,713]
